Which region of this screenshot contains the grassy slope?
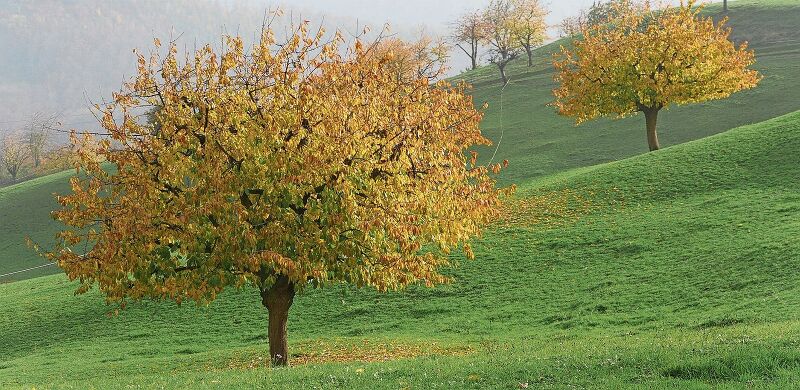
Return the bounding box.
[0,170,72,280]
[2,0,799,281]
[461,0,800,185]
[2,107,799,388]
[1,0,800,387]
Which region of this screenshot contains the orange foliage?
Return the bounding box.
[225,340,475,369]
[369,34,449,82]
[47,22,511,305]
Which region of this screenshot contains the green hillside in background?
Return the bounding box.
[2,104,799,389]
[2,0,799,282]
[0,171,72,280]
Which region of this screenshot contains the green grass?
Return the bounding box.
[2,107,799,388]
[0,170,72,281]
[2,0,800,387]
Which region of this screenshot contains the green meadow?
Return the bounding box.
[2,0,800,388]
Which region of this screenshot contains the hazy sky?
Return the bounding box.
[279,0,701,34]
[278,0,706,72]
[0,0,720,131]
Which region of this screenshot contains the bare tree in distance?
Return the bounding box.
[25,113,57,168]
[451,10,484,71]
[559,13,587,37]
[1,133,29,182]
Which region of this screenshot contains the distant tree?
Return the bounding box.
[1,133,29,182]
[25,113,56,168]
[585,0,627,27]
[509,0,548,67]
[552,0,761,151]
[482,0,523,84]
[370,34,449,82]
[559,13,587,38]
[46,25,509,367]
[451,11,484,70]
[34,145,76,174]
[560,0,643,38]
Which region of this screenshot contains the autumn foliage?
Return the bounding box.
[451,11,484,71]
[553,0,761,151]
[508,0,548,67]
[369,34,449,82]
[46,22,509,366]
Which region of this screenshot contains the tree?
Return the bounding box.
[509,0,548,67]
[1,133,29,182]
[482,0,522,84]
[559,1,643,38]
[370,34,449,83]
[585,0,630,27]
[552,0,761,151]
[45,24,510,367]
[25,113,56,168]
[723,0,728,12]
[451,10,484,71]
[559,13,587,38]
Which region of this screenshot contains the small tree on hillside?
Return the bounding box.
[45,24,510,367]
[451,10,484,71]
[482,0,522,84]
[509,0,548,67]
[1,133,29,182]
[552,0,761,151]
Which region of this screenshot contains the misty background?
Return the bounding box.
[0,0,707,135]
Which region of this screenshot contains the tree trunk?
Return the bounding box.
[525,46,533,67]
[471,43,478,70]
[723,0,728,12]
[644,108,661,151]
[497,62,508,85]
[260,275,295,367]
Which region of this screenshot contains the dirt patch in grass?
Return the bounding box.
[225,340,476,369]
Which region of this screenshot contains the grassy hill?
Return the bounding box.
[461,0,800,185]
[0,170,72,281]
[2,1,800,388]
[2,105,799,388]
[3,0,799,282]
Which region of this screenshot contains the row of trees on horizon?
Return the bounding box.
[0,114,72,185]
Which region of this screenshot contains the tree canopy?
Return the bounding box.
[508,0,548,67]
[46,22,510,366]
[482,0,523,84]
[552,0,761,151]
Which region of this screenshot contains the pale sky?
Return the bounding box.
[278,0,711,72]
[279,0,703,33]
[0,0,722,130]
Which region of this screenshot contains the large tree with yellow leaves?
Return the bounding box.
[552,0,761,151]
[47,23,509,366]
